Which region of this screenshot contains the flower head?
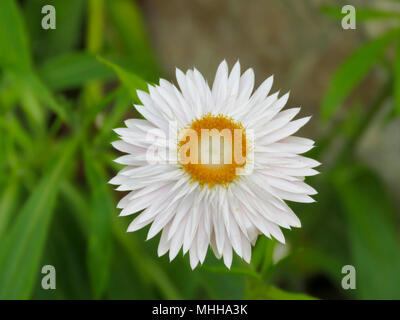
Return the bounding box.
[110,60,320,269]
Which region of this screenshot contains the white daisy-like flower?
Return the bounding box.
[110,60,320,269]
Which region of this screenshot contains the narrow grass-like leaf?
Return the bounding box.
[107,0,159,81]
[84,87,124,130]
[61,180,181,299]
[82,0,105,107]
[13,71,68,124]
[332,165,400,299]
[97,56,149,101]
[26,72,69,122]
[262,285,318,300]
[87,0,104,53]
[0,137,78,299]
[39,52,115,91]
[41,195,92,299]
[302,249,345,284]
[0,113,33,154]
[24,0,85,61]
[113,222,182,299]
[84,150,113,299]
[200,266,244,299]
[321,28,399,122]
[0,175,20,241]
[15,74,45,130]
[252,237,267,271]
[94,89,133,146]
[260,239,276,275]
[0,0,31,71]
[246,278,318,300]
[203,265,261,279]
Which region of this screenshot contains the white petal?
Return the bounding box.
[250,75,274,104]
[169,216,187,261]
[222,242,233,269]
[189,241,200,269]
[158,222,172,257]
[212,60,228,109]
[236,68,254,106]
[259,116,311,145]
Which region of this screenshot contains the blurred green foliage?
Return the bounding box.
[0,0,399,300]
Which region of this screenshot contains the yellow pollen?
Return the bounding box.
[178,114,248,188]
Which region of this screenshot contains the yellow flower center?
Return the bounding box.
[178,114,248,188]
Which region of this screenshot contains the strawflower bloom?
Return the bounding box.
[110,60,319,269]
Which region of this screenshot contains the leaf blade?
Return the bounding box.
[321,29,398,122]
[97,56,149,101]
[0,0,31,71]
[0,138,78,299]
[332,165,400,299]
[84,150,113,299]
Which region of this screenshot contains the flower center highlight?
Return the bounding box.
[178,114,248,188]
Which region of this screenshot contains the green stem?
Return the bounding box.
[260,239,276,278]
[86,0,104,53]
[83,0,105,108]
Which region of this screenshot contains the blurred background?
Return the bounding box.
[0,0,400,300]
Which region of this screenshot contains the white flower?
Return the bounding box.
[110,60,320,269]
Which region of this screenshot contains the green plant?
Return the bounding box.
[0,0,399,300]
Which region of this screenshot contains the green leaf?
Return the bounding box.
[94,89,133,146]
[0,73,19,111]
[83,87,124,130]
[245,278,318,300]
[86,0,104,53]
[262,285,318,300]
[97,56,149,101]
[394,40,400,116]
[82,0,106,107]
[62,178,181,299]
[0,137,78,299]
[321,28,399,122]
[24,0,85,61]
[0,175,20,241]
[252,237,267,270]
[84,150,113,299]
[39,193,92,299]
[107,0,159,81]
[22,72,68,122]
[0,0,31,71]
[332,165,400,299]
[339,102,364,138]
[301,249,345,284]
[112,222,182,299]
[0,112,34,154]
[202,265,261,280]
[39,52,115,91]
[199,264,245,299]
[10,70,68,126]
[260,239,276,275]
[62,181,182,299]
[13,73,45,130]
